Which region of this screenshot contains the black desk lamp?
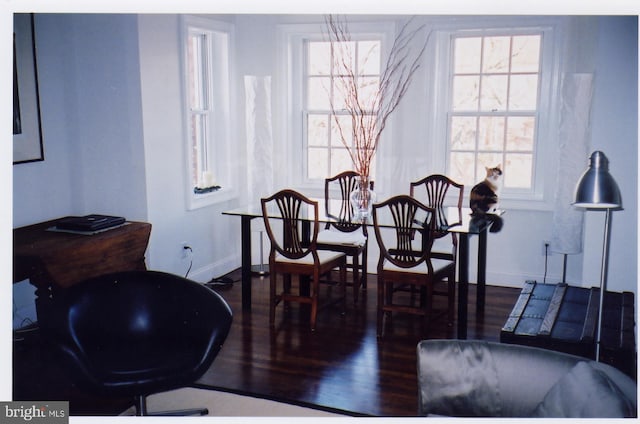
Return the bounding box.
[572,151,622,361]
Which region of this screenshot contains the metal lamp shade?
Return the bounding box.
[573,151,622,209]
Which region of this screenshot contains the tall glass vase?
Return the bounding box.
[349,175,376,220]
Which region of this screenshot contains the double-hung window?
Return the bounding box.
[305,38,381,180]
[437,22,558,204]
[181,16,233,209]
[448,33,541,189]
[283,22,392,188]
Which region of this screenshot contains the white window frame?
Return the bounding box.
[278,21,395,195]
[181,15,236,210]
[428,17,563,210]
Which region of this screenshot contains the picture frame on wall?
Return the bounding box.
[13,13,44,164]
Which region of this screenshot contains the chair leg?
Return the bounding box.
[310,272,319,331]
[385,281,393,307]
[283,274,292,312]
[448,272,456,325]
[341,261,347,314]
[135,395,147,416]
[419,286,427,308]
[427,284,434,325]
[377,276,384,337]
[269,272,276,326]
[352,254,360,304]
[361,247,368,290]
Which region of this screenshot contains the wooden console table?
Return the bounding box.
[13,218,152,298]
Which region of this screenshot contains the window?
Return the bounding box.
[304,39,381,180]
[285,19,558,205]
[181,16,233,209]
[447,33,542,190]
[281,22,392,189]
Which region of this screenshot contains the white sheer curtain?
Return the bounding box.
[550,73,594,255]
[245,75,274,202]
[245,76,274,269]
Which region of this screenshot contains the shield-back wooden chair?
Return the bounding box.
[372,195,456,337]
[261,189,347,331]
[317,171,372,303]
[409,174,464,261]
[409,175,463,310]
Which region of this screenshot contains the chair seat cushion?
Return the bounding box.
[317,229,366,247]
[411,238,454,258]
[276,250,345,265]
[382,258,453,274]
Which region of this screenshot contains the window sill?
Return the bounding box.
[188,186,238,210]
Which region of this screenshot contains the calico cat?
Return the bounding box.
[467,166,503,233]
[469,165,502,215]
[469,165,503,232]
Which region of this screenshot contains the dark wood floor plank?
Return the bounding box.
[197,270,521,416]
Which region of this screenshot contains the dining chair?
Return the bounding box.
[317,170,372,303]
[409,174,464,261]
[261,189,347,331]
[409,175,463,315]
[372,195,456,337]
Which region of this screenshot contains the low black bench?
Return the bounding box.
[500,280,636,378]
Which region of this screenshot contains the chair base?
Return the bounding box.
[144,408,208,416]
[270,269,347,331]
[135,394,208,416]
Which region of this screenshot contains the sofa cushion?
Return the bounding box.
[532,361,636,418]
[418,340,502,416]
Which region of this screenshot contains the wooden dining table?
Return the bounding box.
[223,200,501,339]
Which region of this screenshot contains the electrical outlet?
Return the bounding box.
[181,242,192,258]
[542,240,551,256]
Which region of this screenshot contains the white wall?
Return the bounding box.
[582,16,638,293]
[11,14,241,283]
[71,15,148,221]
[137,14,241,281]
[13,15,77,225]
[11,14,638,295]
[13,14,148,226]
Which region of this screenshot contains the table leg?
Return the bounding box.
[476,227,487,315]
[457,233,469,339]
[241,215,254,311]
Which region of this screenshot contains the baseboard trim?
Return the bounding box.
[189,256,239,283]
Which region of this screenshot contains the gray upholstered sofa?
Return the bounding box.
[417,339,637,418]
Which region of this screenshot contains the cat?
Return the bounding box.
[469,165,502,215]
[469,165,503,232]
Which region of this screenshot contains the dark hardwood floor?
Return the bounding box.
[197,269,520,416]
[12,269,521,417]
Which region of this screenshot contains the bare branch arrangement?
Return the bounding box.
[324,15,428,179]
